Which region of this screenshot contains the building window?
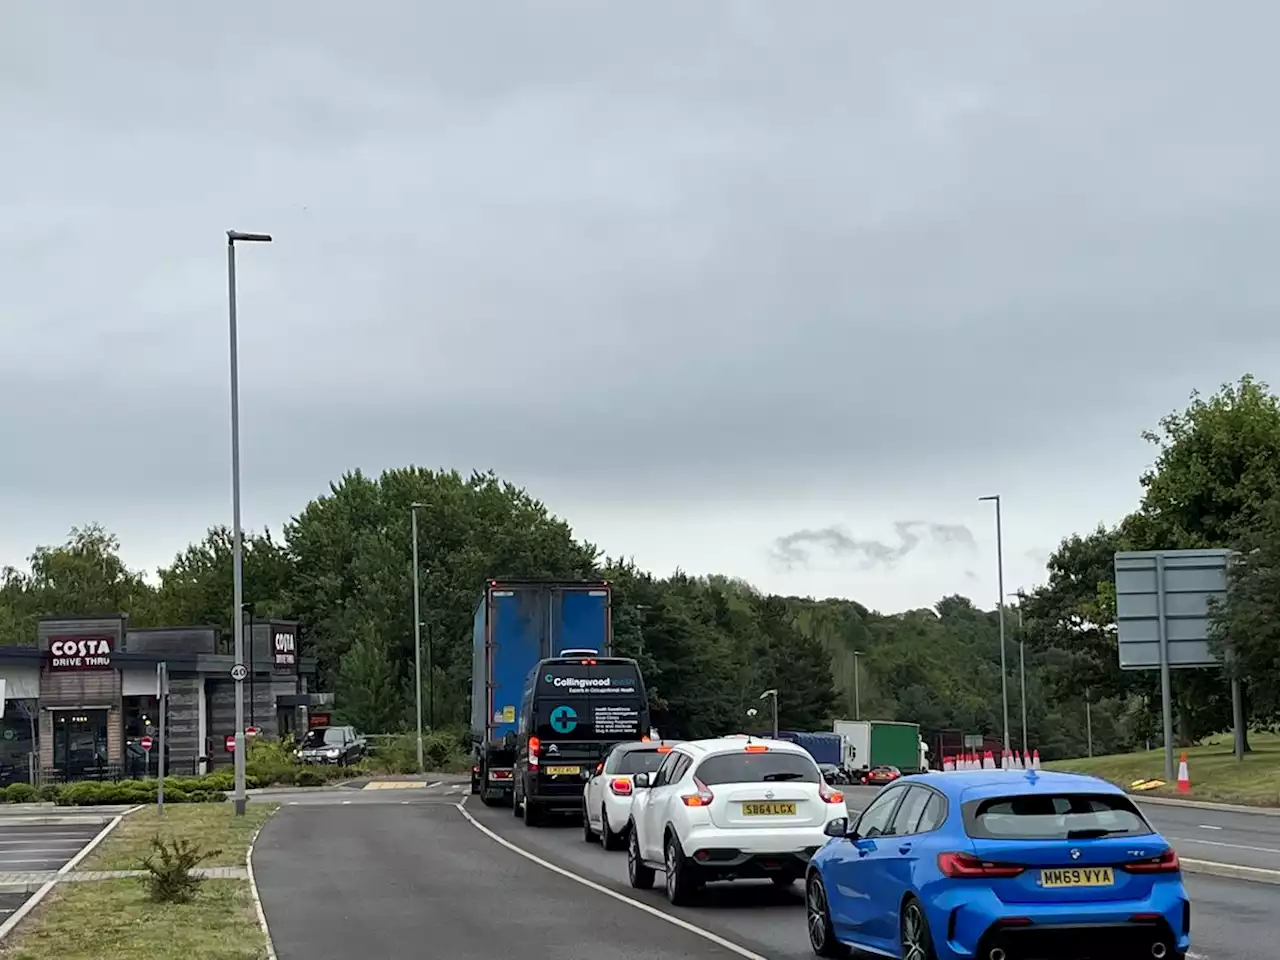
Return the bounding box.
[0,701,37,785]
[52,710,109,777]
[123,696,160,739]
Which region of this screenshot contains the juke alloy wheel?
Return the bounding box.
[664,833,698,906]
[627,822,655,889]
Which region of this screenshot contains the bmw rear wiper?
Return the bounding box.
[1066,828,1124,839]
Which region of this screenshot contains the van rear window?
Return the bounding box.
[962,793,1153,840]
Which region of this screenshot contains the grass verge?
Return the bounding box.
[79,802,278,872]
[1044,731,1280,806]
[3,879,265,960]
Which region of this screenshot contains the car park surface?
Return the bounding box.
[0,820,107,873]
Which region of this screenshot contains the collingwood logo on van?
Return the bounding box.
[551,676,631,688]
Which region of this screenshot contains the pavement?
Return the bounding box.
[247,784,1280,960]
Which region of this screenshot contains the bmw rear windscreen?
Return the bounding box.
[534,663,645,739]
[962,793,1154,840]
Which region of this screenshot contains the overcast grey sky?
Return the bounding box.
[3,2,1279,612]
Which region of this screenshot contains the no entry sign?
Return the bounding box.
[225,734,236,753]
[140,736,153,752]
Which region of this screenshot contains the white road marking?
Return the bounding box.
[341,800,352,805]
[1171,836,1280,855]
[289,802,299,806]
[1198,824,1223,831]
[456,798,768,960]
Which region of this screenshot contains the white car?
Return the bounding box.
[582,740,682,850]
[626,736,847,905]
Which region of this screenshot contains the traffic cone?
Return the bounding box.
[980,750,990,769]
[1016,750,1025,770]
[1177,753,1191,793]
[1031,749,1041,770]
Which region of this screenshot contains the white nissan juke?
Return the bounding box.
[626,736,847,905]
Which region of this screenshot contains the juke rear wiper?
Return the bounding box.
[761,773,805,782]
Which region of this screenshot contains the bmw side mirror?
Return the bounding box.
[633,773,650,788]
[823,817,848,838]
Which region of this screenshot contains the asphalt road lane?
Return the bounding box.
[1134,800,1280,872]
[466,799,1280,960]
[0,822,105,872]
[252,796,748,960]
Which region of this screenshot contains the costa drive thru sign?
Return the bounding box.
[273,627,297,670]
[49,636,114,670]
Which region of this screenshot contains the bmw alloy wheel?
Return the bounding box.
[806,878,828,952]
[901,901,928,960]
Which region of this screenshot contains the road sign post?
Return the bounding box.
[1115,549,1235,782]
[157,662,169,815]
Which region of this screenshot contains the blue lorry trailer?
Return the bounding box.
[776,730,843,766]
[470,579,613,805]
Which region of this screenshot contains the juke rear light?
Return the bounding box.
[1121,849,1180,874]
[819,780,845,804]
[609,777,633,796]
[937,852,1026,878]
[680,776,715,807]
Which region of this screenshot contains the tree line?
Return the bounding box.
[1021,374,1280,750]
[11,374,1276,758]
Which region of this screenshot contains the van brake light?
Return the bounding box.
[681,777,714,807]
[529,736,540,769]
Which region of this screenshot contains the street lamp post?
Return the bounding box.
[978,494,1011,754]
[760,689,778,739]
[852,651,864,720]
[1009,590,1028,757]
[227,229,271,818]
[410,503,425,774]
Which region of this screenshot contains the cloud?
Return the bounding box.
[770,521,976,570]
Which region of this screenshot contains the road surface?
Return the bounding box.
[252,793,745,960]
[250,782,1280,960]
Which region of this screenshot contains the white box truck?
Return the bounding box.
[832,719,870,778]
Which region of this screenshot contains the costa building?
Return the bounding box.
[0,614,328,784]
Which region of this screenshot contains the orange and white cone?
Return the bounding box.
[1177,752,1191,793]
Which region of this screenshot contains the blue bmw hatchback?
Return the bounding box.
[806,769,1190,960]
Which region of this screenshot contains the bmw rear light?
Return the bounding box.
[529,736,540,769]
[609,778,633,796]
[819,780,845,804]
[680,776,715,807]
[937,852,1026,878]
[1122,849,1180,874]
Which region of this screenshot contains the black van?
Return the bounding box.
[513,653,651,827]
